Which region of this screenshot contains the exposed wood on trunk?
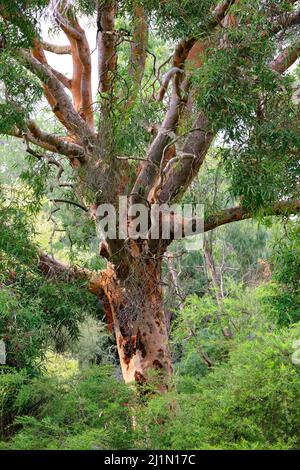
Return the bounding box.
[56,13,94,129]
[90,261,173,387]
[31,40,73,132]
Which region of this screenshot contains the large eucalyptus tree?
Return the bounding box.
[1,0,300,384]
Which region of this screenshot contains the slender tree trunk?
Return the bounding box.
[166,251,184,311]
[203,238,223,301]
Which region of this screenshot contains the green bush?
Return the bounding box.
[0,366,135,450]
[1,325,300,450]
[172,283,276,378]
[136,325,300,450]
[268,222,300,325]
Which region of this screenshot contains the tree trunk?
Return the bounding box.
[91,256,173,387]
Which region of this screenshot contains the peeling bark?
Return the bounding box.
[90,259,173,387]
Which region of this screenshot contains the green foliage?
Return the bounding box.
[0,367,28,439]
[0,239,100,369]
[189,0,300,212]
[0,177,100,369]
[193,1,279,134]
[1,314,300,450]
[257,281,300,327]
[220,221,269,278]
[113,97,164,158]
[0,366,135,450]
[0,53,43,133]
[222,98,300,211]
[271,221,300,290]
[136,325,300,450]
[263,221,300,325]
[0,1,47,49]
[171,283,276,378]
[118,0,215,40]
[0,288,49,369]
[0,1,46,133]
[71,317,117,368]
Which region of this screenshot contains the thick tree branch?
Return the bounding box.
[41,41,71,55]
[6,115,84,158]
[131,1,238,208]
[27,121,85,159]
[157,200,300,252]
[156,67,185,102]
[55,11,94,129]
[157,8,300,205]
[97,1,117,94]
[202,200,300,233]
[48,65,71,89]
[212,0,237,25]
[270,41,300,73]
[31,40,74,130]
[38,251,92,280]
[130,38,196,206]
[33,40,71,88]
[19,50,95,143]
[37,252,114,316]
[158,112,214,204]
[271,8,300,34]
[54,10,82,40]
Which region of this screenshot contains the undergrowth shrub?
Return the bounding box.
[0,366,135,450]
[135,325,300,450]
[1,325,300,450]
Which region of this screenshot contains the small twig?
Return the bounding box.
[116,155,159,169]
[49,199,88,212]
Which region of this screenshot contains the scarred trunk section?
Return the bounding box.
[115,271,172,385]
[90,258,172,386]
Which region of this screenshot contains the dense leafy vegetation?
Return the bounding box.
[1,169,300,449]
[1,0,300,451]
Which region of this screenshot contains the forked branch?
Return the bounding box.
[20,50,95,142]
